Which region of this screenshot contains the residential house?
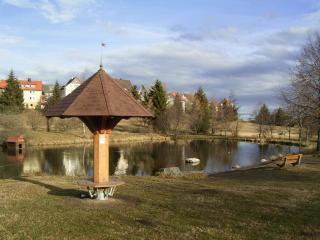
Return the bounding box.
[167,92,193,113]
[0,78,43,109]
[61,77,82,97]
[139,84,151,101]
[40,84,55,109]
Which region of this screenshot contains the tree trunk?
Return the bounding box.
[288,127,291,141]
[46,117,50,132]
[317,127,320,152]
[235,120,239,137]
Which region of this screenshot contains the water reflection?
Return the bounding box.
[0,140,299,178]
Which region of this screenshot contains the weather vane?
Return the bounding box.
[100,42,106,69]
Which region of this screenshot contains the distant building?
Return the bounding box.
[167,92,193,113]
[139,84,151,101]
[114,78,132,92]
[61,77,82,97]
[0,78,43,109]
[40,84,55,109]
[42,84,54,98]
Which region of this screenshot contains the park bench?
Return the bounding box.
[274,154,303,168]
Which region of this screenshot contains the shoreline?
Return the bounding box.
[1,129,315,150]
[0,117,315,149]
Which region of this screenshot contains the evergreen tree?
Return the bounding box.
[273,107,288,126]
[149,80,168,115]
[254,104,271,138]
[131,85,140,100]
[46,81,61,109]
[149,80,169,132]
[191,87,211,133]
[255,104,270,125]
[142,92,150,107]
[0,70,24,112]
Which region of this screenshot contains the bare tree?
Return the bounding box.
[168,94,184,137]
[254,104,270,140]
[282,32,320,151]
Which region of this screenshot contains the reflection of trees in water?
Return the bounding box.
[22,148,43,175]
[188,140,238,163]
[42,147,89,176]
[196,140,239,173]
[0,150,23,178]
[122,144,155,176]
[109,146,120,175]
[42,148,64,174]
[152,142,183,172]
[0,141,302,179]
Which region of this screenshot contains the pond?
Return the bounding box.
[0,140,299,179]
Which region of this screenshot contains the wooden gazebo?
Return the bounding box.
[46,66,152,200]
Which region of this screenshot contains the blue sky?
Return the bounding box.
[0,0,319,115]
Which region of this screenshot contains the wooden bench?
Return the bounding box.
[275,154,303,168]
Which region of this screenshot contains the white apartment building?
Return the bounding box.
[0,78,43,109]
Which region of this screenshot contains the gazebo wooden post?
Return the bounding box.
[93,129,111,185]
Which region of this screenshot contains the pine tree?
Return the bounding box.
[254,104,271,138]
[255,104,270,125]
[273,107,288,126]
[149,80,168,115]
[149,80,168,132]
[191,87,211,133]
[131,85,140,100]
[0,70,24,112]
[46,81,61,109]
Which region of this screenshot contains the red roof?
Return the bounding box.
[0,80,43,91]
[6,135,25,143]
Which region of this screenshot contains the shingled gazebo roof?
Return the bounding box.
[46,68,152,118]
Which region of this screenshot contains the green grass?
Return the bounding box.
[0,156,319,239]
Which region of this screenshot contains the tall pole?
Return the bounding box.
[100,42,106,68]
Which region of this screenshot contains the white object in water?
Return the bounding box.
[260,159,268,163]
[186,158,200,164]
[232,164,241,169]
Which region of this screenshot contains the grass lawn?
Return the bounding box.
[0,155,319,240]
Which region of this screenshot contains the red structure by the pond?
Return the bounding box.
[6,135,25,150]
[46,66,153,200]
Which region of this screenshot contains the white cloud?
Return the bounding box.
[0,35,23,44]
[2,0,34,8]
[2,0,95,23]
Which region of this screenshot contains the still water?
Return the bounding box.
[0,140,299,179]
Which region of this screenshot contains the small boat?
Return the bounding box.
[185,158,200,164]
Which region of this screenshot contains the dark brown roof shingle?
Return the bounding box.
[45,68,152,118]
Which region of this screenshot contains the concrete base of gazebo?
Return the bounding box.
[78,179,125,200]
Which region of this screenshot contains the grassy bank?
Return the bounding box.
[0,112,316,148]
[0,155,319,239]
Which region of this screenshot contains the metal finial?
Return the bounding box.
[100,42,106,70]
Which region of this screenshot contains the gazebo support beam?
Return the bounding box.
[93,130,111,184]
